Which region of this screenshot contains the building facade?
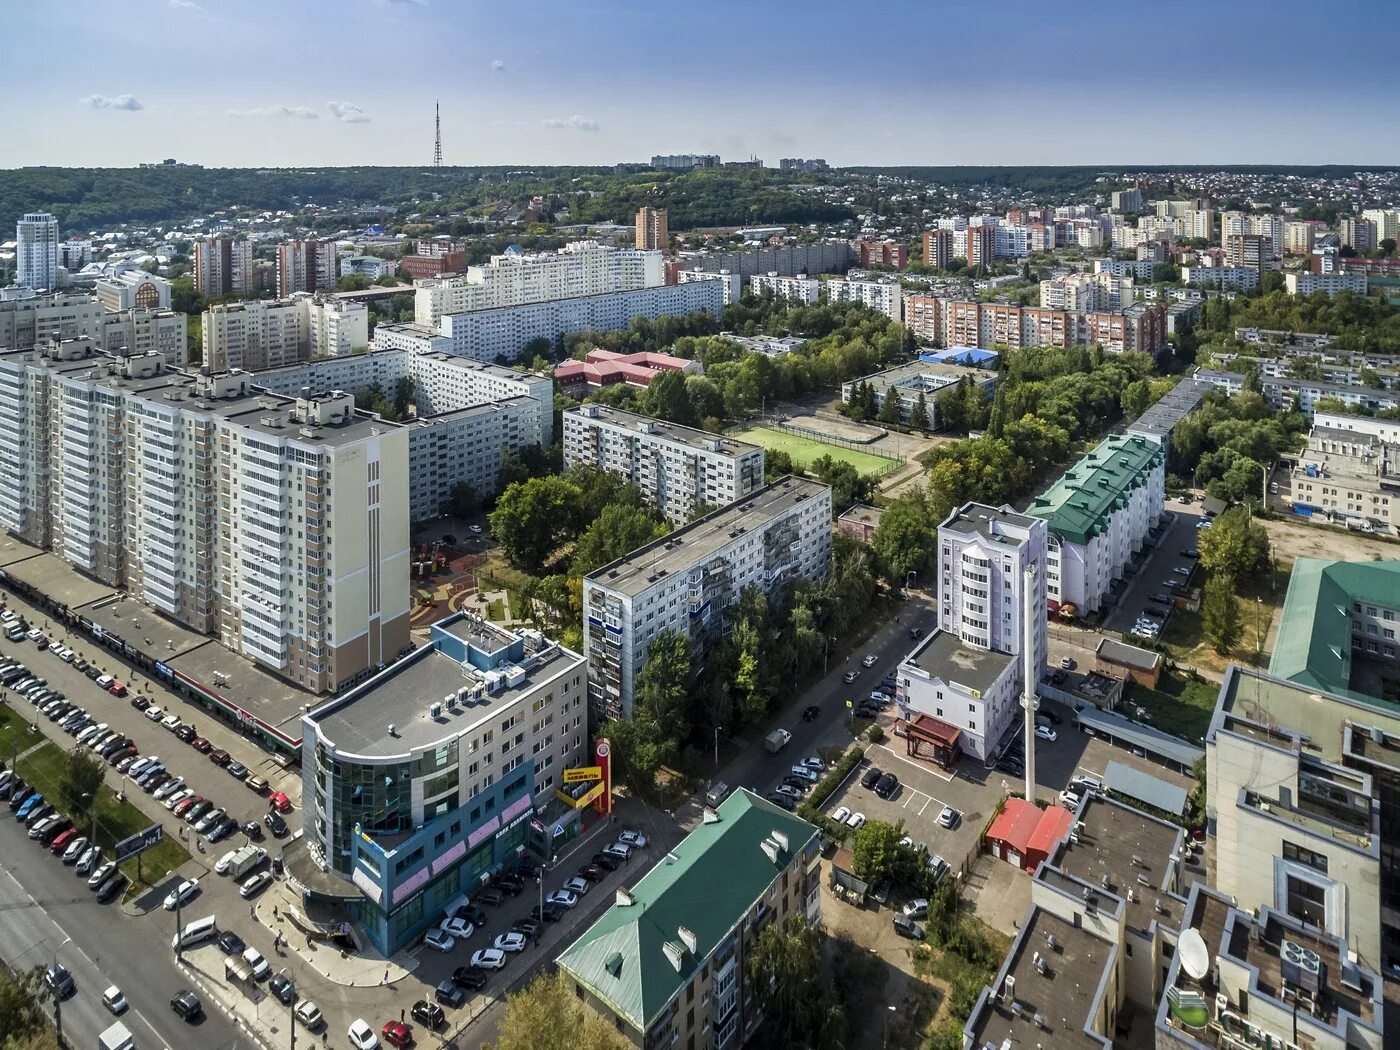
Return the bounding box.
[16,212,59,292]
[276,240,337,297]
[194,237,254,297]
[1286,271,1369,297]
[558,789,821,1050]
[299,613,587,954]
[822,278,902,320]
[1027,433,1166,617]
[583,477,831,721]
[840,359,995,431]
[748,272,820,304]
[635,207,669,251]
[674,241,852,282]
[853,239,908,269]
[203,295,369,371]
[922,228,954,270]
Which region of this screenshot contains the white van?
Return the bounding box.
[172,914,218,950]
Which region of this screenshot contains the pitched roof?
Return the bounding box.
[1027,434,1164,545]
[1269,558,1400,704]
[556,789,819,1032]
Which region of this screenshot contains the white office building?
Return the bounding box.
[563,405,765,524]
[676,268,740,304]
[896,504,1047,763]
[95,271,171,312]
[16,212,59,292]
[748,272,821,304]
[1039,272,1134,311]
[1181,265,1261,291]
[0,338,410,693]
[583,477,832,720]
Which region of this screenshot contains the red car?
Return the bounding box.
[209,749,230,767]
[49,827,80,854]
[108,680,128,697]
[382,1020,413,1048]
[191,737,212,753]
[173,795,202,817]
[268,792,292,813]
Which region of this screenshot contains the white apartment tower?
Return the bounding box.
[16,212,60,292]
[562,405,766,524]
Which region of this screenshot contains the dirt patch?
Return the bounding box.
[1262,514,1400,569]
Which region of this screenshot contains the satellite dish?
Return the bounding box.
[1179,928,1210,980]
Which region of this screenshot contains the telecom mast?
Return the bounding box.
[433,100,442,168]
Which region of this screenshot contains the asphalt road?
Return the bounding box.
[0,799,250,1050]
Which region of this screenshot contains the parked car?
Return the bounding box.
[861,766,883,789]
[434,982,466,1008]
[493,932,527,953]
[241,947,271,980]
[470,948,506,970]
[802,705,821,721]
[191,737,212,753]
[96,873,127,903]
[295,999,324,1029]
[874,773,899,799]
[893,914,925,940]
[452,966,488,990]
[846,812,866,830]
[1035,725,1057,742]
[412,999,446,1029]
[347,1019,379,1050]
[265,810,288,837]
[208,749,231,767]
[226,760,248,779]
[163,878,200,910]
[937,807,960,829]
[422,929,455,953]
[545,889,578,909]
[591,852,619,872]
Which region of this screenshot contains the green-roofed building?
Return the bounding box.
[1027,433,1165,617]
[1269,557,1400,708]
[557,788,821,1048]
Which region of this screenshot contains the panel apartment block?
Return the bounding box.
[563,405,765,524]
[583,477,832,721]
[675,240,852,281]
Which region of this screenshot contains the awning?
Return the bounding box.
[1103,760,1189,815]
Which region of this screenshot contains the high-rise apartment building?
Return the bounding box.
[0,338,409,693]
[1223,233,1273,273]
[1363,208,1399,244]
[563,405,765,524]
[933,299,1168,361]
[583,476,831,721]
[1110,187,1143,212]
[1039,272,1134,312]
[748,272,821,304]
[194,237,254,298]
[853,239,908,270]
[822,278,902,320]
[276,240,338,297]
[16,212,59,292]
[922,228,954,270]
[1338,215,1378,253]
[0,286,186,366]
[967,224,996,269]
[203,294,368,371]
[896,503,1046,763]
[635,206,669,251]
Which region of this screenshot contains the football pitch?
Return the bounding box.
[729,426,900,475]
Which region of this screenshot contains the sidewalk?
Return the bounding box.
[250,884,418,989]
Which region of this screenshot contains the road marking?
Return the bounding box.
[872,741,954,783]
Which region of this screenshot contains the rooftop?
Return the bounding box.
[1125,377,1213,440]
[967,908,1114,1050]
[836,503,886,529]
[557,789,819,1032]
[1094,637,1162,672]
[1051,794,1185,934]
[164,631,318,746]
[308,616,584,759]
[847,358,993,396]
[565,404,760,458]
[1027,434,1164,545]
[1,551,117,610]
[939,501,1041,545]
[903,629,1015,695]
[585,476,829,599]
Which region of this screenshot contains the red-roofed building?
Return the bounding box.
[555,348,702,392]
[985,799,1074,872]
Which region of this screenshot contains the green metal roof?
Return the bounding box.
[1269,558,1400,704]
[1027,434,1164,546]
[556,789,819,1033]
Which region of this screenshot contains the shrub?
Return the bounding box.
[797,745,864,821]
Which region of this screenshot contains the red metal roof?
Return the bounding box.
[985,799,1074,857]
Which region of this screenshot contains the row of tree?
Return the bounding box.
[1170,388,1306,503]
[1197,506,1273,654]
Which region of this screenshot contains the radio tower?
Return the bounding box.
[433,99,442,168]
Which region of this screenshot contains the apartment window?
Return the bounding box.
[1282,841,1328,874]
[1284,875,1327,927]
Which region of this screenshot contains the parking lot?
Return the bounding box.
[1102,503,1205,638]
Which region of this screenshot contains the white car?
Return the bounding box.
[348,1019,378,1050]
[75,846,100,876]
[88,861,116,889]
[423,929,456,953]
[215,849,241,875]
[439,917,474,939]
[161,714,182,731]
[1035,725,1058,743]
[493,932,527,953]
[937,807,960,829]
[846,812,866,829]
[155,777,184,801]
[163,788,194,810]
[242,947,270,980]
[163,878,200,910]
[57,648,75,663]
[799,756,825,772]
[788,766,818,784]
[617,829,648,849]
[102,986,128,1014]
[470,948,506,970]
[546,889,579,909]
[239,871,272,899]
[861,654,878,668]
[831,805,851,823]
[144,706,164,722]
[295,1000,323,1028]
[468,524,483,534]
[562,876,590,896]
[62,836,89,863]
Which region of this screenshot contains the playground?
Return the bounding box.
[407,539,516,628]
[729,424,901,476]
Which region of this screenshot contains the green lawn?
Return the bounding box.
[728,426,899,475]
[16,741,190,892]
[0,704,43,764]
[1123,672,1220,744]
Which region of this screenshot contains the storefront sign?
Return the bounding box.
[556,780,606,810]
[562,765,602,784]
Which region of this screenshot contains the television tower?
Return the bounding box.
[433,99,442,168]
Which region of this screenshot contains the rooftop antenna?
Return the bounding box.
[433,99,442,168]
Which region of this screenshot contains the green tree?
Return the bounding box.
[871,489,937,586]
[335,273,371,292]
[0,964,51,1045]
[491,972,631,1050]
[572,505,668,577]
[1198,506,1271,580]
[642,369,696,426]
[746,918,843,1050]
[764,448,796,480]
[488,475,582,574]
[392,377,416,419]
[442,481,478,520]
[877,390,903,426]
[59,746,105,817]
[912,389,930,431]
[851,818,904,884]
[1202,575,1243,654]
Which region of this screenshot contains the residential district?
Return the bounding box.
[2,162,1400,1050]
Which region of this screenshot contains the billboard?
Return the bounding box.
[112,823,164,863]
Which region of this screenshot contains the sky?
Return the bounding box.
[7,0,1400,169]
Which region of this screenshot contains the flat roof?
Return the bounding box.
[0,553,117,609]
[309,636,583,759]
[1094,637,1162,672]
[1075,705,1206,766]
[74,594,208,659]
[905,629,1014,695]
[565,405,760,458]
[837,504,886,528]
[940,501,1039,544]
[165,636,318,742]
[1053,794,1185,934]
[850,358,993,395]
[585,476,829,599]
[1102,760,1189,815]
[967,908,1113,1050]
[1126,377,1212,439]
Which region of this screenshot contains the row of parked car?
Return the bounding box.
[0,761,128,903]
[766,754,828,812]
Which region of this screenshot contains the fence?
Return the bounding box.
[733,416,904,477]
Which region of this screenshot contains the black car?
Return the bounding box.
[801,705,821,722]
[1040,709,1063,725]
[40,819,73,846]
[242,820,265,841]
[435,981,466,1008]
[860,766,883,790]
[874,773,899,799]
[44,963,76,999]
[412,1000,446,1029]
[170,990,202,1021]
[264,810,288,837]
[452,966,489,990]
[766,792,797,811]
[511,917,542,939]
[496,874,524,895]
[893,914,925,940]
[207,816,237,842]
[267,974,294,1005]
[174,724,197,743]
[84,665,103,680]
[909,626,922,639]
[218,931,246,955]
[513,858,539,880]
[132,696,150,711]
[591,852,619,872]
[97,873,127,903]
[478,888,504,907]
[529,902,563,923]
[9,784,32,811]
[782,775,811,792]
[995,758,1024,776]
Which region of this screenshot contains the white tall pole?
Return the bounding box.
[1022,563,1038,802]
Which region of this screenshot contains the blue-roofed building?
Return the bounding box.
[919,345,1000,369]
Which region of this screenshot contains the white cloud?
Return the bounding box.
[542,115,600,132]
[491,59,506,72]
[327,101,370,123]
[168,0,201,9]
[84,94,143,111]
[227,104,318,119]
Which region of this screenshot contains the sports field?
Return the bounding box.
[729,426,900,475]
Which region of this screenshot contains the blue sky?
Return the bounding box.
[7,0,1400,167]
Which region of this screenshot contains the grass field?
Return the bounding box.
[1124,672,1220,744]
[0,704,42,763]
[16,740,190,893]
[729,426,900,475]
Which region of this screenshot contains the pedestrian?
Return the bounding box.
[400,1008,405,1022]
[273,905,279,918]
[384,968,390,982]
[251,905,256,918]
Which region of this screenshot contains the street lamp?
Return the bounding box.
[713,725,723,768]
[1254,596,1264,665]
[882,1004,897,1048]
